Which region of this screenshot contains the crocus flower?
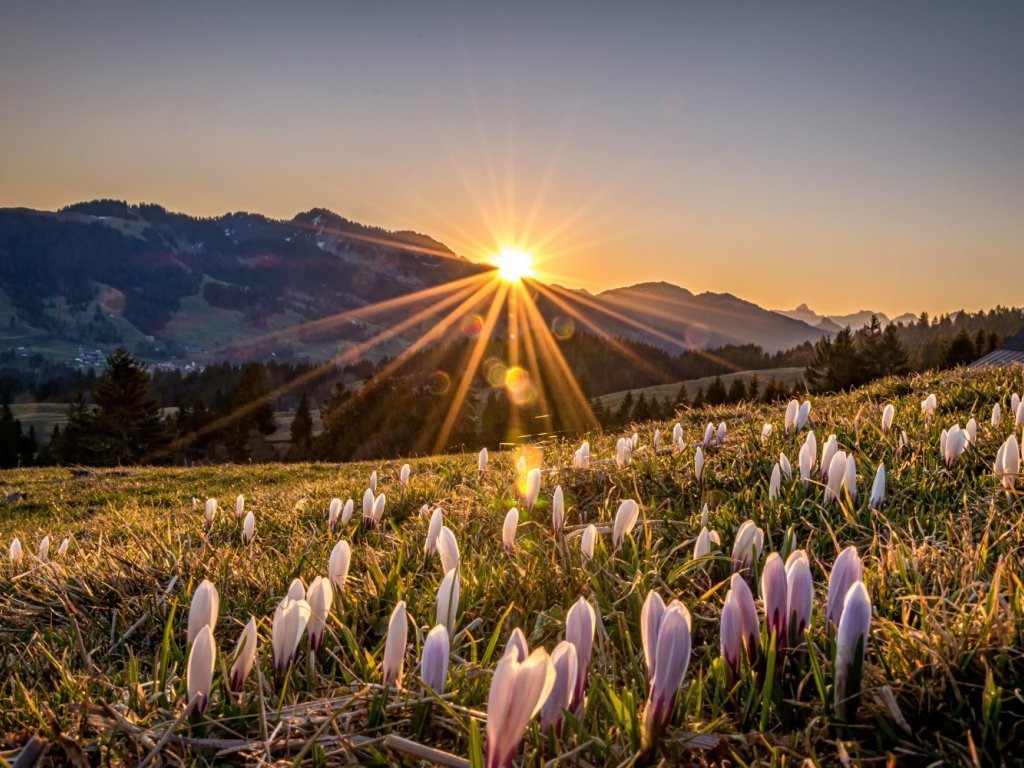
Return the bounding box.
[382,600,408,686]
[38,536,49,561]
[229,617,258,692]
[799,442,812,487]
[943,424,967,466]
[400,463,411,488]
[826,546,863,627]
[921,393,937,422]
[672,423,684,451]
[997,435,1020,489]
[552,485,565,535]
[236,494,244,518]
[580,524,597,560]
[760,553,788,647]
[613,499,640,548]
[504,627,530,661]
[616,437,631,469]
[328,498,341,534]
[369,470,377,493]
[729,573,760,661]
[992,403,1002,427]
[796,400,811,432]
[271,596,311,674]
[436,567,460,639]
[761,423,773,441]
[242,511,255,544]
[524,468,541,511]
[1017,401,1024,427]
[869,463,885,510]
[702,422,714,448]
[502,507,518,552]
[438,526,460,574]
[188,579,220,644]
[479,447,488,475]
[57,537,70,556]
[286,578,305,602]
[640,590,665,679]
[779,452,792,480]
[425,506,443,556]
[205,498,217,532]
[341,498,353,525]
[329,539,351,591]
[10,537,23,565]
[693,526,719,560]
[1013,393,1022,417]
[768,463,781,500]
[717,421,727,445]
[485,647,556,768]
[565,596,596,711]
[805,430,818,472]
[882,404,895,434]
[187,624,216,714]
[700,502,710,529]
[420,624,450,693]
[731,520,764,574]
[306,576,334,653]
[785,551,813,643]
[784,399,798,435]
[372,493,386,525]
[539,641,578,735]
[843,455,857,501]
[720,589,743,678]
[653,428,661,452]
[834,581,872,721]
[362,488,374,526]
[821,435,838,481]
[825,451,847,502]
[640,597,692,748]
[694,447,705,482]
[966,417,978,445]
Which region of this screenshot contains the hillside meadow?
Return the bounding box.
[1,367,1023,766]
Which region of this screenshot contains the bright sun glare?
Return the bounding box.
[493,247,534,282]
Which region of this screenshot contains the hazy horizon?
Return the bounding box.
[3,1,1022,318]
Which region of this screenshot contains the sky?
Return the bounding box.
[1,1,1022,317]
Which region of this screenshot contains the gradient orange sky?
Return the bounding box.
[2,2,1022,318]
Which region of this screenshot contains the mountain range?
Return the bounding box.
[0,200,909,368]
[778,303,918,333]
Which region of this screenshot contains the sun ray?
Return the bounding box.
[433,280,510,453]
[514,284,553,436]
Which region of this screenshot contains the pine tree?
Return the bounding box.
[727,378,747,403]
[286,393,314,460]
[705,376,727,405]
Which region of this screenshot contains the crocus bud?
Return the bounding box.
[286,578,305,602]
[551,485,565,535]
[760,553,788,647]
[372,493,386,525]
[834,581,871,721]
[672,423,683,451]
[272,597,311,675]
[943,424,967,466]
[205,498,217,532]
[479,447,488,475]
[38,535,49,561]
[694,527,713,560]
[502,507,518,552]
[613,499,640,548]
[400,463,411,488]
[992,403,1002,427]
[425,506,443,556]
[784,399,798,435]
[882,404,895,434]
[869,463,885,510]
[731,520,764,574]
[328,498,341,534]
[504,627,530,662]
[966,417,977,445]
[229,617,258,692]
[306,576,334,653]
[784,551,813,643]
[565,596,596,711]
[729,573,760,661]
[382,600,408,687]
[524,468,541,511]
[580,524,597,560]
[720,589,743,678]
[821,435,838,481]
[57,537,70,556]
[826,546,863,627]
[235,494,244,518]
[187,624,216,714]
[362,488,374,526]
[825,451,847,502]
[329,539,351,591]
[762,423,773,441]
[539,641,578,735]
[799,442,812,487]
[438,526,460,574]
[779,452,792,480]
[921,393,937,422]
[769,463,781,500]
[694,447,705,481]
[188,579,220,644]
[842,454,857,501]
[436,567,460,640]
[485,647,556,768]
[641,600,692,748]
[796,401,810,432]
[640,590,665,679]
[702,422,714,448]
[717,421,727,445]
[653,428,661,452]
[242,511,255,544]
[341,498,353,525]
[420,624,450,693]
[10,537,23,565]
[369,470,377,493]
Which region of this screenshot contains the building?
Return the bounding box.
[972,328,1024,367]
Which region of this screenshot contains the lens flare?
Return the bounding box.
[493,247,534,283]
[504,366,537,405]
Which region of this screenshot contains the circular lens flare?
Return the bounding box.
[493,247,534,283]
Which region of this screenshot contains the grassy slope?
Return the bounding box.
[595,366,805,409]
[1,367,1023,765]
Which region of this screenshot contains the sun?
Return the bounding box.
[493,247,534,283]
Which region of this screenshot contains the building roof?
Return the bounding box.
[971,328,1024,367]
